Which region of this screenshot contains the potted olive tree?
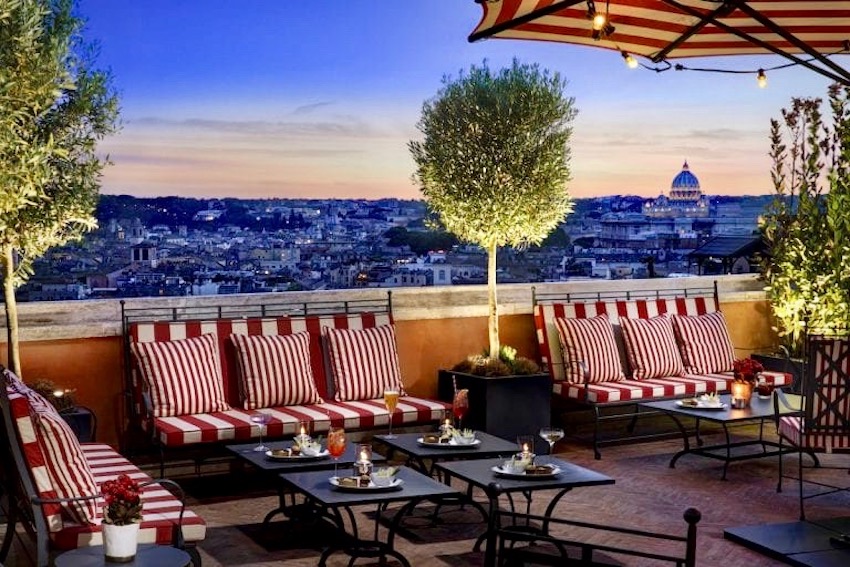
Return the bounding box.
[409,59,576,439]
[758,84,850,387]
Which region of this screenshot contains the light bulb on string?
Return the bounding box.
[757,69,767,88]
[592,12,607,31]
[621,51,638,69]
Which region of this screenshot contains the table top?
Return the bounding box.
[374,431,519,459]
[639,393,801,424]
[54,544,190,567]
[434,456,615,493]
[279,466,459,507]
[225,440,386,472]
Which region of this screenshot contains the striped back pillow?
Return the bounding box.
[325,324,406,402]
[620,316,685,380]
[131,333,230,417]
[554,316,625,384]
[231,332,323,409]
[671,311,735,374]
[4,381,99,531]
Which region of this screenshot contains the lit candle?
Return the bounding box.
[53,390,64,398]
[444,418,451,428]
[359,449,368,463]
[300,424,306,436]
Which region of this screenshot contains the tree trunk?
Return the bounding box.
[2,245,20,377]
[487,242,499,361]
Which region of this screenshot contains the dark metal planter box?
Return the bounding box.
[437,370,551,450]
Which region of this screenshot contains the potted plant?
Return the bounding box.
[101,474,143,563]
[410,59,576,440]
[759,84,850,387]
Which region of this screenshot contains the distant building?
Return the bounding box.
[644,161,710,218]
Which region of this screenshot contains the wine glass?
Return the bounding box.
[383,388,399,439]
[327,427,347,478]
[453,388,469,430]
[250,410,271,452]
[539,427,565,455]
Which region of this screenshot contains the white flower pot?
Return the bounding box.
[102,522,140,563]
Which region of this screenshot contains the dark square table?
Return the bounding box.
[639,393,808,479]
[54,544,190,567]
[374,431,519,477]
[279,466,460,567]
[225,439,386,525]
[435,456,614,566]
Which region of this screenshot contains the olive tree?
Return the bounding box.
[410,59,576,360]
[762,84,850,357]
[0,0,119,376]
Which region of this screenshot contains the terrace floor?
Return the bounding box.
[4,424,850,566]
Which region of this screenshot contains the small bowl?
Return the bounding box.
[371,468,396,487]
[300,443,323,457]
[452,430,477,445]
[502,459,530,474]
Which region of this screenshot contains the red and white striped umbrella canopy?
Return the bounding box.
[470,0,850,83]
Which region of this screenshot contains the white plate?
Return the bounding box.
[416,437,481,449]
[265,448,329,460]
[675,400,727,411]
[491,465,562,479]
[329,476,404,491]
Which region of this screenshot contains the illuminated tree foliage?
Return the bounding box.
[410,59,576,359]
[0,0,119,375]
[762,84,850,358]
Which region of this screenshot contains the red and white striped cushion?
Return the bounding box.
[325,324,406,402]
[672,311,735,374]
[554,316,624,384]
[53,444,206,550]
[620,316,684,380]
[231,332,322,409]
[4,386,99,532]
[131,333,230,417]
[778,416,850,453]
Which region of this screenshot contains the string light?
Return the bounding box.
[592,12,607,31]
[621,51,638,69]
[757,69,767,88]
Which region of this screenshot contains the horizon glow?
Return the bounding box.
[80,1,838,201]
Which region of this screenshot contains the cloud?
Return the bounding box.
[129,116,385,139]
[291,101,334,115]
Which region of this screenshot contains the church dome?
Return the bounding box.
[671,161,700,190]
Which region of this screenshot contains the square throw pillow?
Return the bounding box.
[231,331,323,409]
[672,311,736,374]
[325,324,405,402]
[132,333,230,417]
[554,315,625,383]
[620,316,685,379]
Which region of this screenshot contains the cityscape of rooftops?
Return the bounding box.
[20,2,842,300]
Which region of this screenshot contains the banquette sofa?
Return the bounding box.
[0,369,205,566]
[532,283,792,458]
[121,293,449,474]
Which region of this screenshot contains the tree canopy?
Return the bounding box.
[0,0,119,374]
[410,59,576,360]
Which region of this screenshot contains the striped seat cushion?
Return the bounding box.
[231,331,322,409]
[553,370,792,404]
[326,324,406,402]
[672,311,736,374]
[5,385,99,531]
[132,333,231,417]
[620,316,685,380]
[554,316,624,384]
[52,444,206,550]
[778,416,850,453]
[151,396,449,447]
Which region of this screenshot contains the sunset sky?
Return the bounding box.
[80,1,838,200]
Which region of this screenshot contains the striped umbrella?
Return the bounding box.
[469,0,850,84]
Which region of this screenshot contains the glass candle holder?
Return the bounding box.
[354,443,373,475]
[294,420,312,446]
[730,381,753,409]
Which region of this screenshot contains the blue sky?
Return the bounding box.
[80,1,836,200]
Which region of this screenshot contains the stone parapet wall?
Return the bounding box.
[1,274,764,342]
